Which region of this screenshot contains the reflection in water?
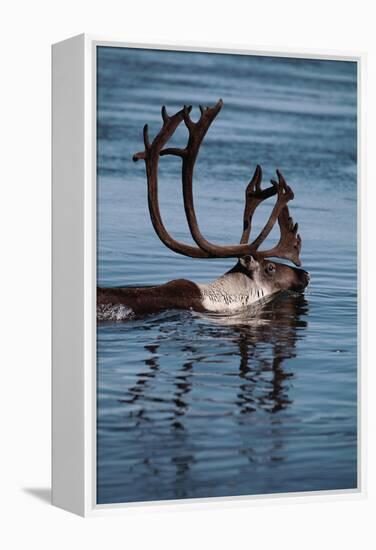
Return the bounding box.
[205,292,308,415]
[112,292,309,500]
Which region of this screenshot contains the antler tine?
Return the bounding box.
[276,168,289,190]
[182,102,216,132]
[240,165,278,244]
[159,105,193,158]
[247,164,262,194]
[256,205,302,266]
[249,169,294,251]
[132,105,212,258]
[161,105,169,124]
[182,104,195,131]
[132,123,151,161]
[143,124,150,150]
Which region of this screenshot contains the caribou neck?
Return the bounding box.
[197,266,269,313]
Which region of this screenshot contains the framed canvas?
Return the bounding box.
[52,34,365,516]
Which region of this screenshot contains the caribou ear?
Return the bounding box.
[239,255,258,270]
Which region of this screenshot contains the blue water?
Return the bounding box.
[96,47,357,504]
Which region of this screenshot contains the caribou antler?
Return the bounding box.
[133,99,302,266]
[241,168,302,266]
[133,106,211,258]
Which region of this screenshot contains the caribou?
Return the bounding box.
[97,99,310,320]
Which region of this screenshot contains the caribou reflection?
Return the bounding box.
[221,292,309,415]
[117,293,308,493]
[119,293,308,421]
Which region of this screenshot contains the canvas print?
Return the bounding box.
[96,46,357,505]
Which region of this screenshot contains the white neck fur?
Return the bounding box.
[197,271,270,313]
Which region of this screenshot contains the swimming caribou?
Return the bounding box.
[97,99,310,320]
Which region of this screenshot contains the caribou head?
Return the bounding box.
[97,100,309,320]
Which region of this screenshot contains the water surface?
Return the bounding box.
[97,47,357,504]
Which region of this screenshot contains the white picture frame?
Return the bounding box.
[52,34,365,517]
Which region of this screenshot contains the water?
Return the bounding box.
[96,47,357,504]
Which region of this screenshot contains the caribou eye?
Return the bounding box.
[266,262,276,275]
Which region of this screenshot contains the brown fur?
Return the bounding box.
[97,279,205,316]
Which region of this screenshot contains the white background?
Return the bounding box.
[1,1,375,548]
